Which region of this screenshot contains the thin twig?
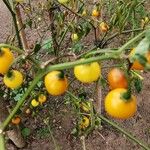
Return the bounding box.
[102,28,144,48]
[81,136,86,150]
[48,6,59,56]
[95,79,102,114]
[15,4,29,50]
[2,0,22,48]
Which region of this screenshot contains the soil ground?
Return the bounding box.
[0,1,150,150]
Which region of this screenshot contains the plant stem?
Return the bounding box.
[46,54,118,73]
[102,28,144,47]
[85,48,118,57]
[99,115,150,150]
[0,44,23,54]
[118,30,147,53]
[48,7,59,56]
[2,0,22,48]
[95,79,102,114]
[15,5,28,50]
[0,133,5,150]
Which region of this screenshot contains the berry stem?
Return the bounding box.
[122,87,132,100]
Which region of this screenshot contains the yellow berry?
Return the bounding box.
[71,33,79,41]
[38,94,47,104]
[31,99,39,107]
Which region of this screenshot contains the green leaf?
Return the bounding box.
[43,38,53,49]
[134,78,142,93]
[37,81,43,88]
[14,94,23,101]
[134,37,150,56]
[72,42,84,53]
[134,54,147,66]
[42,38,54,53]
[22,128,31,138]
[82,22,91,37]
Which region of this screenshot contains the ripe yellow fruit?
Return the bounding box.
[71,33,79,41]
[44,71,68,96]
[0,48,14,75]
[74,62,101,83]
[38,94,47,104]
[105,88,137,119]
[31,99,39,107]
[3,70,23,89]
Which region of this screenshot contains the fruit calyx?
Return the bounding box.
[0,48,4,56]
[57,71,65,79]
[121,88,131,101]
[6,70,14,78]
